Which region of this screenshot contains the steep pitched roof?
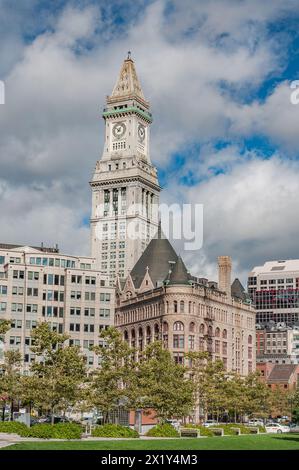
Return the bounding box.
[165,256,190,285]
[130,228,178,289]
[268,364,297,383]
[110,55,146,102]
[231,278,250,303]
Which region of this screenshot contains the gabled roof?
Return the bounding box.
[109,55,146,103]
[268,364,298,383]
[165,256,190,285]
[130,227,178,289]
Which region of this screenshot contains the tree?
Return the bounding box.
[0,320,10,336]
[29,322,86,423]
[0,350,22,420]
[135,342,195,422]
[89,327,136,423]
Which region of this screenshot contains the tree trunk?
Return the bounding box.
[10,399,14,421]
[51,406,55,425]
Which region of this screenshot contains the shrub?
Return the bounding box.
[25,423,82,439]
[146,423,180,438]
[0,422,82,439]
[0,421,28,435]
[91,424,139,438]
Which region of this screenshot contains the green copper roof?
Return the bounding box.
[102,106,153,123]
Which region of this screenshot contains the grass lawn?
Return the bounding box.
[3,434,299,450]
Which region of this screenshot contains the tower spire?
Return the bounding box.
[108,54,147,105]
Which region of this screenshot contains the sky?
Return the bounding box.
[0,0,299,285]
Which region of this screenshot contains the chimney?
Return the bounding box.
[218,256,232,298]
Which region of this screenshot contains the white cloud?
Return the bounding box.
[0,0,298,277]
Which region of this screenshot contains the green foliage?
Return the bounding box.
[0,422,82,439]
[89,328,136,420]
[0,320,11,336]
[0,421,28,435]
[135,342,195,421]
[146,423,180,438]
[91,424,139,438]
[184,424,213,437]
[28,323,86,418]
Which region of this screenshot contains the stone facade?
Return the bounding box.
[90,56,160,282]
[115,235,256,375]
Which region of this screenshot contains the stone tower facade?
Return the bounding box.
[218,256,232,298]
[90,55,160,281]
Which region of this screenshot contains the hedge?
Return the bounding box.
[0,422,82,439]
[146,423,180,438]
[0,421,28,435]
[184,424,214,437]
[91,424,139,438]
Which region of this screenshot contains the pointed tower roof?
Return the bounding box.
[231,278,251,303]
[166,256,190,285]
[108,53,148,107]
[130,226,178,289]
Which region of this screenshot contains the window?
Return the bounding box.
[100,309,110,318]
[174,301,178,313]
[173,321,184,331]
[188,335,195,350]
[71,291,81,300]
[180,300,184,313]
[70,323,80,332]
[0,256,5,265]
[70,308,81,316]
[0,285,7,295]
[85,276,96,285]
[173,334,184,348]
[27,287,38,297]
[189,322,195,333]
[71,275,82,284]
[13,270,24,279]
[173,353,184,365]
[84,308,95,317]
[85,291,96,301]
[84,324,95,333]
[28,271,39,281]
[100,293,111,302]
[222,329,227,339]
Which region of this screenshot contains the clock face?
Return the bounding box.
[138,123,146,142]
[112,122,126,139]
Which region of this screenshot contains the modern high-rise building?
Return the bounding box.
[0,244,114,371]
[248,259,299,326]
[90,54,160,281]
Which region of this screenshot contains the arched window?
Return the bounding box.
[199,323,205,334]
[248,334,252,344]
[173,321,184,331]
[165,301,169,314]
[124,330,129,342]
[189,322,195,333]
[146,326,151,344]
[222,329,227,339]
[208,325,213,336]
[215,327,220,338]
[174,300,178,313]
[180,300,184,313]
[163,321,169,333]
[154,323,160,340]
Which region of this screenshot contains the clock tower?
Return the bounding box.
[90,54,160,281]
